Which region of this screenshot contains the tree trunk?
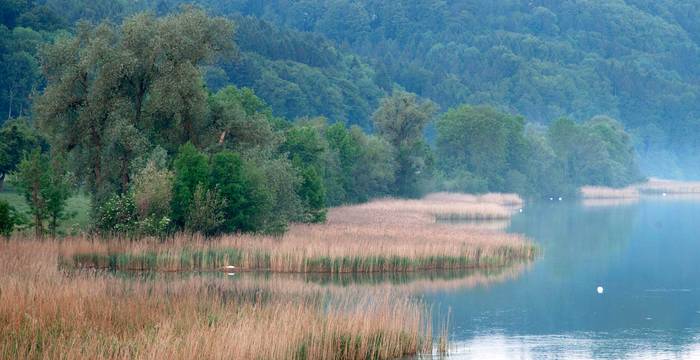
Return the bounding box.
[7,88,14,120]
[0,174,5,192]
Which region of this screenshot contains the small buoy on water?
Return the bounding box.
[597,286,604,294]
[558,197,563,201]
[549,197,554,201]
[519,208,523,213]
[662,192,667,197]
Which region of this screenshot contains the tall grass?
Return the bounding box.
[0,241,434,360]
[424,192,523,206]
[58,195,535,273]
[638,178,700,194]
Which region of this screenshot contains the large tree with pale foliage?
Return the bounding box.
[35,8,235,204]
[372,91,435,197]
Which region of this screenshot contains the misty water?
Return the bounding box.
[425,197,700,359]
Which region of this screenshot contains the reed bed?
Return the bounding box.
[58,196,535,273]
[356,198,515,221]
[0,240,434,360]
[580,186,640,199]
[638,178,700,194]
[423,192,523,206]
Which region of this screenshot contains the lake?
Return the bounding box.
[426,197,700,359]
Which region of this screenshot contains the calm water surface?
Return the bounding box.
[425,198,700,359]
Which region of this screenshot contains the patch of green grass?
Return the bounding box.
[0,189,92,234]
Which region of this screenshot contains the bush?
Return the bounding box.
[132,161,173,219]
[96,193,139,235]
[185,184,226,236]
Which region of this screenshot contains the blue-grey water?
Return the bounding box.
[426,198,700,359]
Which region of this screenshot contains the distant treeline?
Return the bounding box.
[0,3,641,237]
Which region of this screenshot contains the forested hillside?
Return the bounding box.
[0,0,688,237]
[4,1,700,178]
[154,0,700,177]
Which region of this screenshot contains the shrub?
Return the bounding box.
[186,184,226,236]
[96,193,139,235]
[132,161,173,219]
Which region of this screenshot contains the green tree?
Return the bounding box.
[209,150,271,233]
[35,8,234,204]
[372,91,435,197]
[207,86,276,151]
[281,123,330,220]
[436,105,528,192]
[297,163,326,223]
[0,118,44,190]
[12,149,47,237]
[45,155,72,236]
[171,143,210,228]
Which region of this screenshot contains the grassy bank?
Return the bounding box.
[0,189,92,234]
[0,241,436,359]
[58,194,535,273]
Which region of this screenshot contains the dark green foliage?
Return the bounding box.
[0,199,18,237]
[436,106,529,192]
[225,16,384,128]
[171,143,210,228]
[0,2,662,238]
[158,0,700,177]
[436,106,641,197]
[209,150,271,232]
[0,118,46,190]
[281,124,328,222]
[297,164,326,223]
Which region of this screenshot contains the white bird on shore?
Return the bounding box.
[223,265,236,271]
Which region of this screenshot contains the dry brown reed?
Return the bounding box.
[0,240,433,360]
[423,192,523,206]
[638,178,700,194]
[59,195,535,273]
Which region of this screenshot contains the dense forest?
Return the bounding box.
[130,0,700,178]
[0,0,667,236]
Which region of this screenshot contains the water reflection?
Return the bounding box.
[424,199,700,359]
[111,265,531,294]
[447,332,700,359]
